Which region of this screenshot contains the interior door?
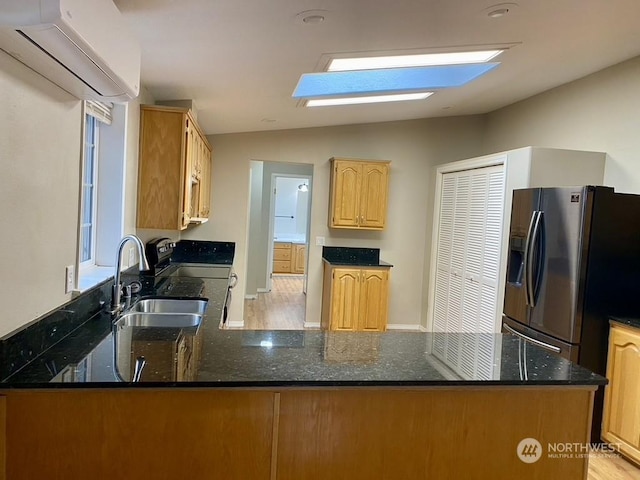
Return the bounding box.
[503,188,540,325]
[529,187,587,343]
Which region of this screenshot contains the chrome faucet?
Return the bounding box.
[110,234,150,313]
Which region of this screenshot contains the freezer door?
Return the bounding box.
[502,316,579,362]
[503,188,540,324]
[529,187,589,343]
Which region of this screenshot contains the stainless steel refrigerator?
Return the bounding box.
[502,185,640,441]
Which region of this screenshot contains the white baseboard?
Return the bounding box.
[257,288,269,293]
[244,294,257,300]
[386,324,427,332]
[225,320,245,329]
[303,321,321,329]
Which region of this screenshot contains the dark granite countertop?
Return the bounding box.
[322,246,393,267]
[0,263,605,388]
[609,316,640,330]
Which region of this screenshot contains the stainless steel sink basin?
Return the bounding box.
[115,312,202,328]
[130,298,208,315]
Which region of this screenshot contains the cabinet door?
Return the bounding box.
[137,108,185,230]
[359,163,389,229]
[293,245,306,274]
[181,118,196,229]
[199,142,212,218]
[330,268,361,331]
[603,325,640,459]
[331,161,362,227]
[358,269,389,331]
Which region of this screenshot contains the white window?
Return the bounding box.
[77,101,127,292]
[80,114,99,266]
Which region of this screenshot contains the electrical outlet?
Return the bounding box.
[65,265,75,293]
[315,236,325,246]
[128,248,136,267]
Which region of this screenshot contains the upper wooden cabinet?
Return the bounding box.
[137,105,212,230]
[321,265,390,332]
[329,158,390,230]
[602,323,640,463]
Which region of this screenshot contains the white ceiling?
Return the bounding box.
[113,0,640,135]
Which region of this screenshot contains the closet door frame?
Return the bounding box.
[427,154,508,334]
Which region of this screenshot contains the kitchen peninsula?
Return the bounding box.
[0,265,604,480]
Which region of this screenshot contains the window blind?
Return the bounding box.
[84,100,113,125]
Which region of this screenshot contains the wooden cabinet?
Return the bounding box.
[1,387,595,480]
[602,323,640,463]
[321,264,390,331]
[273,242,292,273]
[131,329,202,382]
[273,243,306,274]
[329,158,390,230]
[292,244,306,274]
[137,105,212,230]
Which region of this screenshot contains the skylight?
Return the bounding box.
[328,50,503,71]
[307,92,433,107]
[292,49,504,106]
[292,64,499,100]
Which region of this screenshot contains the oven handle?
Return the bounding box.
[229,273,238,289]
[503,323,561,354]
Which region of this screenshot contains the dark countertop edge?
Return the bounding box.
[609,317,640,330]
[0,379,606,390]
[322,258,394,268]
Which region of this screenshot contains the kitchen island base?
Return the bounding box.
[1,386,595,480]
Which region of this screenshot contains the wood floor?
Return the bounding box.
[588,452,640,479]
[244,275,306,329]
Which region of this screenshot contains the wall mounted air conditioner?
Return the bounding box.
[0,0,140,102]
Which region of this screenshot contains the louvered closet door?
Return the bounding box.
[432,164,505,379]
[432,174,455,358]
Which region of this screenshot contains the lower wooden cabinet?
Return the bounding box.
[0,387,597,479]
[602,322,640,463]
[321,264,390,331]
[273,242,306,274]
[292,244,306,274]
[131,328,202,382]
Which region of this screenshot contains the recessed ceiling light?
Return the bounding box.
[306,92,433,107]
[328,50,503,72]
[488,8,509,17]
[483,3,518,18]
[303,14,324,24]
[295,10,328,25]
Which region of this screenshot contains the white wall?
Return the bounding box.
[0,51,82,338]
[0,50,153,337]
[183,117,486,329]
[484,55,640,194]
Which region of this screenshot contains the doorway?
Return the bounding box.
[244,161,313,329]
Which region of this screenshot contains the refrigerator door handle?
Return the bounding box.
[523,211,538,306]
[529,211,544,307]
[503,323,562,354]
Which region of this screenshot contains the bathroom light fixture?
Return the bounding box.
[327,50,503,71]
[298,183,309,192]
[306,92,432,107]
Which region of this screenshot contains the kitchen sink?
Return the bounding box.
[129,298,208,315]
[115,312,203,328]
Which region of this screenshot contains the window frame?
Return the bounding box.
[79,113,99,269]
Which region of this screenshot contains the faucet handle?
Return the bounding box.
[129,281,142,294]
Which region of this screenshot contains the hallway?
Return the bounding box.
[244,275,306,329]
